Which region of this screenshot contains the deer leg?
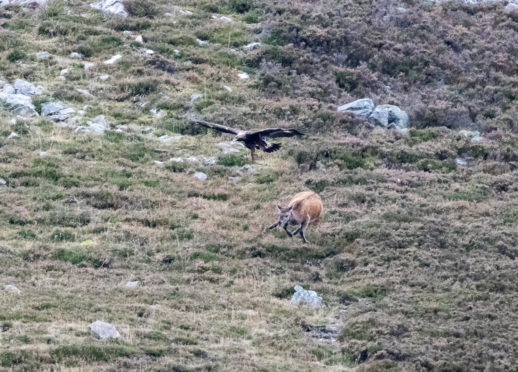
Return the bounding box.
[283,225,293,237]
[294,220,309,244]
[250,148,255,162]
[268,221,279,230]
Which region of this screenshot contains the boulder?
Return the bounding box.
[291,285,323,308]
[368,104,409,130]
[125,281,140,288]
[88,321,121,340]
[90,0,128,17]
[218,141,243,154]
[337,98,374,118]
[41,101,65,116]
[104,54,122,65]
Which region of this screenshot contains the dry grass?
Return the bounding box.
[0,0,518,370]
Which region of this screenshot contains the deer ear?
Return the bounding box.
[277,205,282,211]
[288,206,293,212]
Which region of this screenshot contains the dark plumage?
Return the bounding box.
[187,115,303,161]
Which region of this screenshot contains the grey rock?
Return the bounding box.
[7,132,18,139]
[459,129,482,142]
[76,88,92,96]
[0,178,6,185]
[35,51,50,59]
[2,84,15,94]
[0,0,47,5]
[368,104,409,130]
[135,35,143,43]
[75,115,110,134]
[337,98,375,118]
[0,92,38,117]
[238,72,249,80]
[159,135,183,143]
[223,85,232,92]
[4,284,21,294]
[104,54,122,65]
[88,320,121,340]
[41,101,65,116]
[191,93,202,101]
[150,108,164,117]
[291,285,323,308]
[84,62,95,70]
[90,0,128,17]
[125,281,140,288]
[243,42,262,50]
[456,158,467,166]
[99,74,110,81]
[13,79,43,96]
[194,172,207,181]
[239,164,257,174]
[70,52,82,59]
[212,15,233,23]
[196,39,209,46]
[218,141,243,154]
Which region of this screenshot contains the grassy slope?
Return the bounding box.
[1,0,518,370]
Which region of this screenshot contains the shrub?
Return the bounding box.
[229,0,252,13]
[7,50,26,62]
[123,0,159,18]
[217,154,246,167]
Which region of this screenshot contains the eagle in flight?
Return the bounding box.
[187,115,303,161]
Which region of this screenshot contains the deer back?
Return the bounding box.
[288,191,323,225]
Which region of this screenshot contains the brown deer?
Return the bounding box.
[269,191,323,243]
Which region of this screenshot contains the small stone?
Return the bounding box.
[291,285,323,308]
[170,157,183,163]
[7,132,19,139]
[212,15,233,22]
[150,108,164,117]
[75,115,110,134]
[194,172,207,181]
[35,51,50,59]
[178,8,193,15]
[154,160,164,166]
[39,151,47,157]
[191,93,202,101]
[88,321,121,340]
[159,135,183,143]
[84,62,95,70]
[238,72,249,80]
[104,54,122,65]
[0,178,6,185]
[99,74,110,81]
[76,88,91,96]
[70,52,82,59]
[243,42,262,50]
[223,85,232,92]
[4,285,20,294]
[456,158,467,166]
[173,49,180,55]
[196,38,209,46]
[125,281,140,288]
[60,68,70,76]
[316,161,326,171]
[135,35,143,43]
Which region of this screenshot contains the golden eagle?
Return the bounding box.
[187,115,303,161]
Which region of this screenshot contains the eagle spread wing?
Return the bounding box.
[254,128,304,138]
[187,115,241,135]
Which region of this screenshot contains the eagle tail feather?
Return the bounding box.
[264,143,282,153]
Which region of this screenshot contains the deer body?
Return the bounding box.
[269,191,323,243]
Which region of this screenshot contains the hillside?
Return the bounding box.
[1,0,518,370]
